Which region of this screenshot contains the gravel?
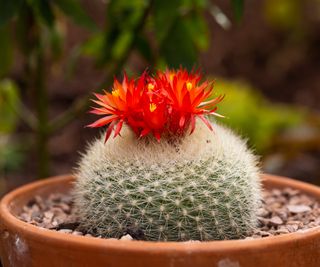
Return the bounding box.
[17,187,320,241]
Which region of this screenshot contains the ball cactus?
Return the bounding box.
[73,69,261,241]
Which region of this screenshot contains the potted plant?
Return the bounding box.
[1,69,320,267]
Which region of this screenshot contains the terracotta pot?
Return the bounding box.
[1,174,320,267]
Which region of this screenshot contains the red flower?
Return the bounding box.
[88,69,224,142]
[139,83,167,140]
[87,72,146,141]
[155,68,224,135]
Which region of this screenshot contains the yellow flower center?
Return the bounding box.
[112,89,120,97]
[186,82,193,91]
[149,103,157,112]
[147,83,155,91]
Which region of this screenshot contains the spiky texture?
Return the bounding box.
[73,121,261,241]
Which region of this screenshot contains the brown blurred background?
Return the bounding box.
[1,0,320,195]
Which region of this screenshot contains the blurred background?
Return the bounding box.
[1,0,320,196]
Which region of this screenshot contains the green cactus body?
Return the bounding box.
[73,120,261,241]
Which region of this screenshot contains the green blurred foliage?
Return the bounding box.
[0,0,243,76]
[211,79,305,152]
[0,175,4,194]
[84,0,217,70]
[0,79,25,175]
[0,79,20,133]
[264,0,302,31]
[0,136,25,173]
[0,26,13,77]
[231,0,244,22]
[80,0,242,70]
[0,0,23,26]
[55,0,97,30]
[0,0,97,73]
[153,0,208,69]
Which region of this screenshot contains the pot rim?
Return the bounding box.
[1,174,320,254]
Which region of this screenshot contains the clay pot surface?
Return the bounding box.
[1,174,320,267]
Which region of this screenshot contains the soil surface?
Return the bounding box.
[18,187,320,240]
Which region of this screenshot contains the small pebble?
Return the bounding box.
[286,224,299,232]
[275,227,289,234]
[72,231,84,236]
[257,208,269,217]
[287,205,311,214]
[58,229,73,234]
[120,234,133,241]
[269,216,283,226]
[44,211,54,221]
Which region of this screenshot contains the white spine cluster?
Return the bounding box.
[73,120,261,241]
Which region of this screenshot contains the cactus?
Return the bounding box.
[73,120,261,241]
[73,69,261,241]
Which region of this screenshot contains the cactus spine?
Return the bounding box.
[73,120,261,241]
